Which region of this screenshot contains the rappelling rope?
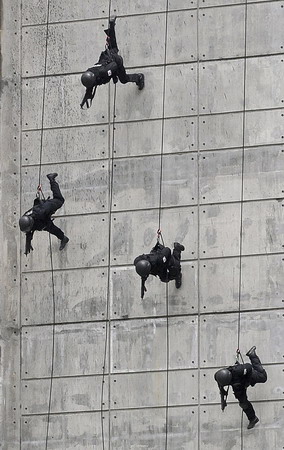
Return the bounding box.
[100,5,117,448]
[237,0,249,445]
[30,1,56,448]
[45,234,56,450]
[156,1,170,447]
[38,0,51,188]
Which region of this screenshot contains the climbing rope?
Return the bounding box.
[237,0,249,445]
[28,0,56,447]
[38,0,51,187]
[45,234,56,450]
[100,6,117,448]
[156,1,170,447]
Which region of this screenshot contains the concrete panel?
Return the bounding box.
[168,261,198,315]
[21,268,107,325]
[111,318,167,372]
[239,310,284,364]
[22,323,107,378]
[22,161,109,215]
[110,407,198,450]
[247,2,284,56]
[168,0,197,9]
[165,63,197,116]
[112,155,161,210]
[21,412,107,449]
[161,152,198,207]
[22,26,46,77]
[110,408,166,449]
[245,109,284,147]
[160,206,198,260]
[243,402,284,450]
[164,116,197,153]
[199,5,245,60]
[113,66,164,122]
[200,0,244,5]
[241,254,284,311]
[22,0,47,25]
[166,10,197,63]
[199,149,242,204]
[199,203,241,258]
[199,257,240,313]
[199,112,243,150]
[166,406,198,450]
[113,119,163,157]
[200,313,239,367]
[244,145,284,200]
[169,316,198,369]
[200,254,284,313]
[22,214,109,272]
[22,75,109,129]
[200,403,242,450]
[22,20,106,77]
[242,200,284,255]
[110,261,198,319]
[111,14,166,68]
[246,55,284,110]
[111,0,167,16]
[22,0,108,25]
[200,59,244,114]
[169,369,199,405]
[110,209,159,265]
[201,402,284,449]
[111,372,166,409]
[110,266,167,319]
[200,365,284,404]
[22,125,108,165]
[49,0,108,23]
[21,375,107,414]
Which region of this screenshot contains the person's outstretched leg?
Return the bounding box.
[246,347,267,384]
[234,387,258,428]
[105,16,118,50]
[44,221,69,250]
[43,173,65,215]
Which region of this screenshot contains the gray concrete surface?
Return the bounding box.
[1,0,284,449]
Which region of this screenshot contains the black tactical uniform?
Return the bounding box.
[21,174,68,255]
[216,348,267,428]
[81,17,144,108]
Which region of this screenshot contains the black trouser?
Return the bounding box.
[106,20,141,85]
[233,354,267,421]
[168,248,182,280]
[233,386,256,421]
[249,353,267,385]
[42,179,65,240]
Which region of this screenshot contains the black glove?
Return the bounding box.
[221,396,227,411]
[141,277,147,299]
[25,232,34,256]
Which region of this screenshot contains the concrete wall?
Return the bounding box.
[1,0,284,449]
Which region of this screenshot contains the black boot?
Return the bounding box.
[136,73,145,90]
[247,416,259,429]
[47,173,58,181]
[59,236,69,251]
[175,272,182,289]
[246,346,256,357]
[174,242,185,252]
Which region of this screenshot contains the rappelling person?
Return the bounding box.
[19,173,69,255]
[214,346,267,429]
[134,234,185,299]
[80,16,145,108]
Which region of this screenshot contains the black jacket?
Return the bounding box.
[134,243,172,283]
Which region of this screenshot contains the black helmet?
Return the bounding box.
[19,215,34,232]
[214,368,232,386]
[135,260,151,278]
[81,70,96,88]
